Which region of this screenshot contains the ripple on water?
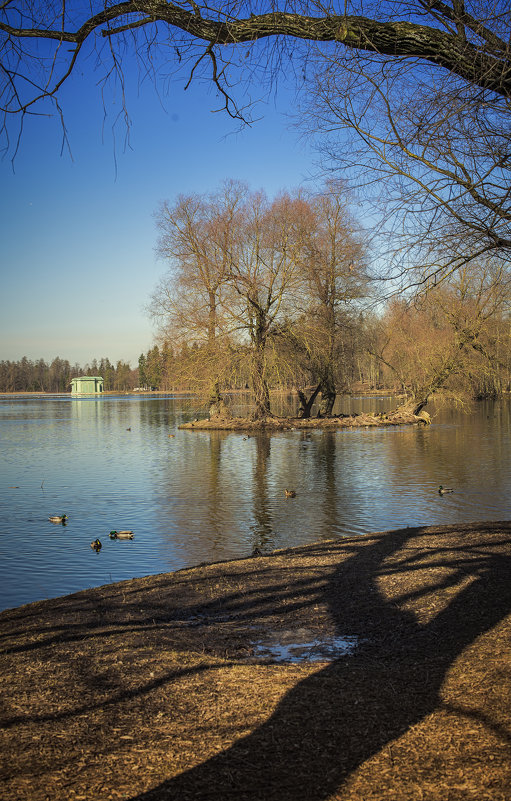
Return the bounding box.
[2,396,511,612]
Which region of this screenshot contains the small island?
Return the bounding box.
[179,405,431,431]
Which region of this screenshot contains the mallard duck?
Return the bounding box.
[90,538,102,551]
[285,489,296,498]
[49,514,68,523]
[438,485,454,495]
[109,530,134,540]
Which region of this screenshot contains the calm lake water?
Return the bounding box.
[1,394,510,612]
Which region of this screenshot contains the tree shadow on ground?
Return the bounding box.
[127,522,511,801]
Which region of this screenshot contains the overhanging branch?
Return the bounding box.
[1,4,510,98]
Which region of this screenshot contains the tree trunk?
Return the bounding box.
[318,391,336,417]
[317,373,336,417]
[249,315,272,420]
[209,381,232,419]
[410,398,428,416]
[297,383,322,418]
[251,350,271,420]
[207,290,217,343]
[252,376,271,419]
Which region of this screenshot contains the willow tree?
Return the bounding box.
[151,182,312,418]
[295,185,369,416]
[373,258,511,413]
[151,181,245,412]
[223,189,313,418]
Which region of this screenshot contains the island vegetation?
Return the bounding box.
[145,181,511,426]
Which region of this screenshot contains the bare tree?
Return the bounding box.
[3,1,510,296]
[219,188,311,419]
[151,181,246,411]
[1,1,509,152]
[294,185,369,416]
[302,36,511,289]
[153,185,244,344]
[372,257,511,413]
[152,182,347,419]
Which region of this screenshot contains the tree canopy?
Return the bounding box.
[151,180,370,417]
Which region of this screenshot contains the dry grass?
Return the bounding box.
[0,521,510,800]
[179,408,429,432]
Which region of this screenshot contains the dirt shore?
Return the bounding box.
[179,408,429,431]
[1,521,509,800]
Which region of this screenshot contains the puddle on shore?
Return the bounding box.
[251,627,361,663]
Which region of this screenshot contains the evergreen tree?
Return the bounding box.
[138,353,147,388]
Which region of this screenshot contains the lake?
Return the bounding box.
[1,393,510,612]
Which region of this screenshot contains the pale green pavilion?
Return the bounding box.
[70,376,104,394]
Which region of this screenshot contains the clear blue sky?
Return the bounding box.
[0,56,320,367]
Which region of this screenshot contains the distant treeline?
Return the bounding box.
[0,357,138,393]
[137,344,253,392]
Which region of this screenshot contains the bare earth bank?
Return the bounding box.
[0,521,509,801]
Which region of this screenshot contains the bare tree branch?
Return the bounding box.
[1,2,510,98]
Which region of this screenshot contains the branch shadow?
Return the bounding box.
[126,522,511,801]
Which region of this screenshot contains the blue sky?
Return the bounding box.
[0,52,320,367]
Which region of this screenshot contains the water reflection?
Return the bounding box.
[0,395,510,610]
[251,628,361,663]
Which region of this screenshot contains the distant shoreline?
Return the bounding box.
[0,390,197,397]
[0,388,401,398]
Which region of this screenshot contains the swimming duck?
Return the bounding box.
[109,530,134,540]
[285,489,297,498]
[438,485,454,495]
[49,514,68,523]
[90,538,102,551]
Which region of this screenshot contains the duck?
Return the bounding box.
[49,514,68,523]
[285,489,297,498]
[90,538,102,551]
[109,530,134,540]
[438,485,454,495]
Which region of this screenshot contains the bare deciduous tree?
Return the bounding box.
[151,183,246,410]
[372,258,511,413]
[294,185,369,416]
[206,187,312,419]
[302,35,511,289]
[1,1,509,146]
[151,180,372,417]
